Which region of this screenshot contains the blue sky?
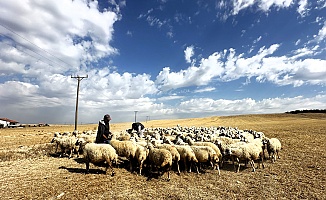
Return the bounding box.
[0,0,325,124]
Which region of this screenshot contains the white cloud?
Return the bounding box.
[232,0,294,15]
[0,0,119,76]
[156,51,225,91]
[177,95,326,116]
[253,36,262,44]
[227,0,325,19]
[194,87,216,93]
[157,95,184,101]
[313,22,326,43]
[126,31,132,36]
[297,0,308,17]
[295,39,301,45]
[156,43,326,91]
[184,46,195,63]
[1,0,325,125]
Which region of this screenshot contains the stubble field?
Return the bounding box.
[0,113,325,200]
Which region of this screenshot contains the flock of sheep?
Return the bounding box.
[50,125,282,181]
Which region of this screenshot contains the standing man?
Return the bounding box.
[95,114,112,143]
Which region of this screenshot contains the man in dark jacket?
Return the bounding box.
[95,114,112,143]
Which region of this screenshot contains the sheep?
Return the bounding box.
[79,141,118,176]
[174,136,187,145]
[129,136,148,147]
[135,144,149,175]
[190,145,220,175]
[266,138,282,162]
[51,136,79,158]
[162,136,175,145]
[152,141,181,174]
[224,142,264,172]
[174,145,198,173]
[239,132,254,143]
[109,135,137,172]
[77,134,96,143]
[185,136,222,166]
[147,143,173,181]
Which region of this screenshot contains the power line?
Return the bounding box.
[0,22,74,69]
[0,33,59,68]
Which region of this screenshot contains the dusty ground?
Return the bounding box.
[0,113,325,200]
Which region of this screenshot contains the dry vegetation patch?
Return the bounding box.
[0,113,325,199]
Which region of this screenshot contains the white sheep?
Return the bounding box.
[109,135,137,172]
[225,141,264,172]
[185,136,222,166]
[135,144,149,175]
[266,138,282,162]
[190,145,220,175]
[147,143,173,181]
[51,136,79,158]
[152,141,181,175]
[174,145,198,173]
[80,142,118,176]
[77,133,96,143]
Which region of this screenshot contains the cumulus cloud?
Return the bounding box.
[177,95,326,116]
[0,0,125,123]
[156,42,326,92]
[156,51,225,91]
[0,0,325,124]
[82,69,158,102]
[0,0,118,77]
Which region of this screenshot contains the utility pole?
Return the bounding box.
[134,111,138,122]
[71,75,88,131]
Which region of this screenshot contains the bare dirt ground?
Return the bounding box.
[0,113,325,200]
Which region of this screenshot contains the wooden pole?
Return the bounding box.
[71,75,88,131]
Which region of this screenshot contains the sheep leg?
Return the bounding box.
[231,157,236,172]
[196,163,200,174]
[54,143,59,153]
[261,154,265,169]
[210,161,214,169]
[129,156,133,172]
[176,161,181,175]
[167,170,170,181]
[85,161,90,174]
[236,158,240,173]
[184,158,190,173]
[106,162,115,176]
[59,148,64,158]
[149,163,153,179]
[139,160,143,175]
[193,162,199,174]
[219,158,224,168]
[75,147,79,158]
[272,153,276,163]
[216,164,220,176]
[68,148,73,159]
[250,160,256,172]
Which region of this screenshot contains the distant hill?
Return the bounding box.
[285,109,326,114]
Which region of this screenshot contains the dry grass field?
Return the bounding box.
[0,113,325,200]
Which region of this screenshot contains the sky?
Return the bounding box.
[0,0,325,125]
